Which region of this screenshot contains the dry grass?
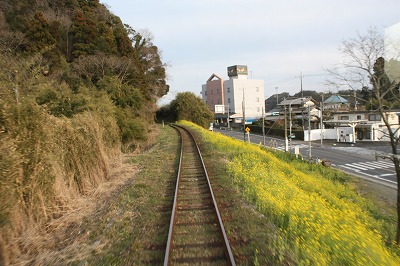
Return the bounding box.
[0,105,126,265]
[14,154,139,266]
[3,123,164,265]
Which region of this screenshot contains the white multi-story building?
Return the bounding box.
[201,65,265,123]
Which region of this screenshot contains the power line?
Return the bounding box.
[264,72,327,86]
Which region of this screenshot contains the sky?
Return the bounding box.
[101,0,400,105]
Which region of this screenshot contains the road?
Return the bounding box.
[213,128,398,189]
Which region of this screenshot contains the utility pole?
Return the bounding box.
[289,103,293,157]
[242,87,246,141]
[354,90,358,111]
[284,106,288,152]
[296,72,305,130]
[308,105,312,160]
[320,93,324,147]
[275,86,279,106]
[299,71,303,98]
[226,105,230,129]
[262,107,265,146]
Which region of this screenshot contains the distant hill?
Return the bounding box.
[265,89,370,111]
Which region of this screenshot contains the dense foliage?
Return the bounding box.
[0,0,168,263]
[157,92,214,128]
[1,0,168,138]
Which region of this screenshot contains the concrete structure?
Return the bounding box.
[201,65,265,124]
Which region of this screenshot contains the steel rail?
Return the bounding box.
[163,125,183,265]
[164,124,236,265]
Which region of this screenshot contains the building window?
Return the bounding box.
[211,100,214,105]
[211,90,213,94]
[217,98,220,104]
[257,107,260,112]
[227,87,230,93]
[357,115,361,120]
[257,97,260,102]
[340,116,349,120]
[228,98,231,103]
[217,88,219,94]
[369,114,381,121]
[256,87,259,92]
[205,91,207,96]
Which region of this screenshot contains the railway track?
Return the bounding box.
[164,125,236,265]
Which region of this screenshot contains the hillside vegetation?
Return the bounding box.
[180,121,400,265]
[0,0,168,263]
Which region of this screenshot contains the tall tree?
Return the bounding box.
[328,27,400,245]
[128,28,169,100]
[70,10,97,58]
[25,12,56,52]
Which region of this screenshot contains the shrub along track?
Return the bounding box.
[164,124,235,265]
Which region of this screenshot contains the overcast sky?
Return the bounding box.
[101,0,399,105]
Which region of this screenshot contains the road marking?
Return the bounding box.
[380,173,395,177]
[360,172,398,184]
[360,161,392,168]
[344,163,369,171]
[342,161,394,171]
[338,165,398,184]
[340,164,361,172]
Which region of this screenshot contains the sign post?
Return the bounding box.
[245,127,250,143]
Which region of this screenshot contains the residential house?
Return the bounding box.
[323,95,349,112]
[325,110,400,142]
[266,97,320,128]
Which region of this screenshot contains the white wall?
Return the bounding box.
[224,78,264,118]
[374,125,400,141]
[304,129,336,141]
[303,128,351,141]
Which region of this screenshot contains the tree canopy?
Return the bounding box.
[160,92,214,128]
